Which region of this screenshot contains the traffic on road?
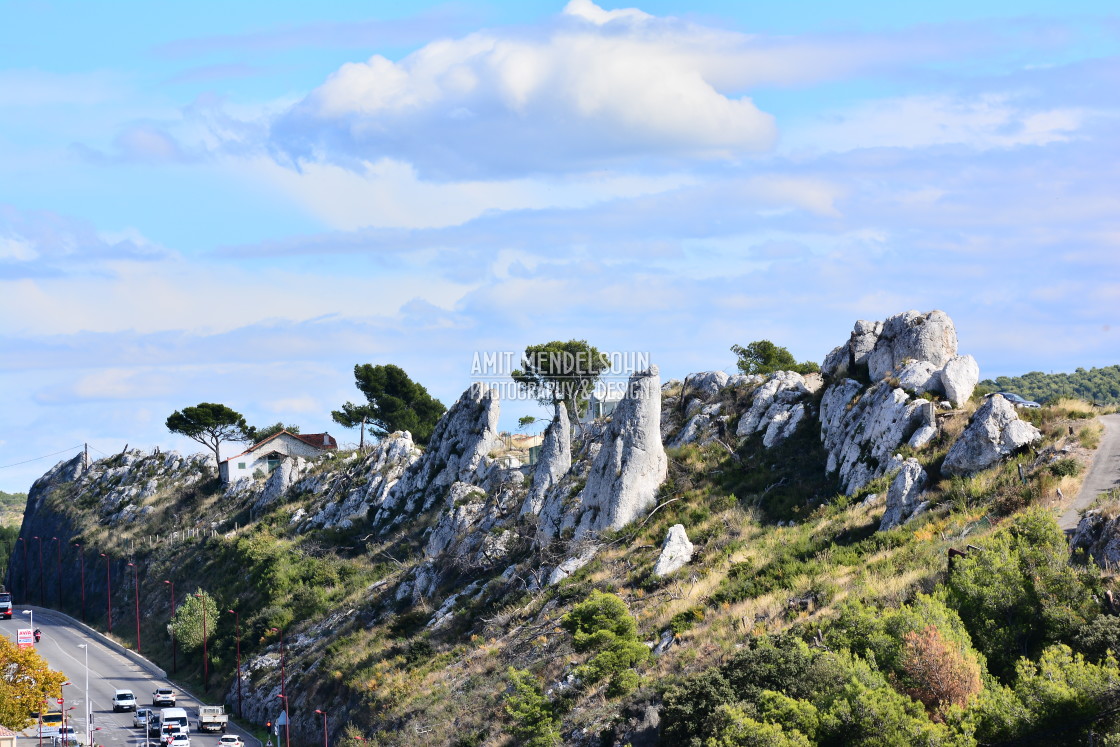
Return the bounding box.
[2,608,258,747]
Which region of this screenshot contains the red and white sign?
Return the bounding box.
[16,628,34,648]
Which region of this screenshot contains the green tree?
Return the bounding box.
[731,341,819,376]
[0,634,68,729]
[705,703,812,747]
[165,403,251,463]
[167,588,219,652]
[244,422,299,444]
[561,590,649,696]
[512,340,609,427]
[504,667,561,747]
[332,364,446,446]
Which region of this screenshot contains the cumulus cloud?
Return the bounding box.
[270,1,780,177]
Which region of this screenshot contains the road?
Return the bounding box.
[1060,412,1120,531]
[2,607,256,747]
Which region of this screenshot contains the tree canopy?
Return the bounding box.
[331,364,446,446]
[245,422,299,444]
[731,340,820,376]
[980,364,1120,404]
[167,588,219,652]
[512,340,609,423]
[165,402,251,463]
[0,634,68,729]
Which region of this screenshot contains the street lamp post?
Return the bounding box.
[271,627,290,747]
[163,580,176,673]
[314,709,328,747]
[34,536,44,605]
[196,592,208,687]
[228,609,242,717]
[51,537,62,608]
[99,554,111,634]
[78,644,90,747]
[74,544,86,622]
[127,562,141,653]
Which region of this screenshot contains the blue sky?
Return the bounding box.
[2,0,1118,492]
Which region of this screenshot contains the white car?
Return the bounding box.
[112,689,137,712]
[218,736,244,747]
[169,734,191,747]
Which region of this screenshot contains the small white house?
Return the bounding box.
[219,431,337,484]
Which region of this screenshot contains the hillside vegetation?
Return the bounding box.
[0,490,26,526]
[12,392,1117,746]
[981,364,1120,404]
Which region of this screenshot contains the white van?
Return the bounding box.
[159,707,189,734]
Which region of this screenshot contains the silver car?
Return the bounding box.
[997,392,1041,409]
[134,708,154,729]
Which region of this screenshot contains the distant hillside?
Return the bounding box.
[0,490,26,527]
[981,364,1120,404]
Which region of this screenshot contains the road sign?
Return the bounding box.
[17,628,33,648]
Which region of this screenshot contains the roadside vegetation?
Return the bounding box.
[980,364,1120,405]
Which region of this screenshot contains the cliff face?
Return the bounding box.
[9,310,1044,745]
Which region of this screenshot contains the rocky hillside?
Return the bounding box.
[9,309,1114,746]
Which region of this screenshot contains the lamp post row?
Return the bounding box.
[11,545,316,743]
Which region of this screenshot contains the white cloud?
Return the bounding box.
[785,93,1086,153]
[272,1,779,176]
[241,155,697,230]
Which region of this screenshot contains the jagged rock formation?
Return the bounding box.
[521,404,571,516]
[879,458,929,530]
[735,371,818,447]
[302,432,421,530]
[569,367,668,538]
[371,383,500,527]
[818,310,983,495]
[820,379,935,495]
[652,524,694,577]
[942,395,1042,476]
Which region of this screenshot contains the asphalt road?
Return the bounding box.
[1060,412,1120,530]
[2,607,257,747]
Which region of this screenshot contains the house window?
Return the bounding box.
[238,462,246,470]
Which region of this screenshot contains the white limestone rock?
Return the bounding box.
[372,383,500,526]
[867,310,958,382]
[571,367,668,538]
[942,395,1042,476]
[306,432,420,530]
[820,380,934,495]
[736,371,812,446]
[548,546,600,585]
[896,360,941,395]
[521,405,571,516]
[252,457,304,517]
[879,458,929,531]
[908,423,939,450]
[940,354,980,407]
[683,370,729,399]
[652,524,695,577]
[671,403,724,448]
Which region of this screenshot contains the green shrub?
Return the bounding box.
[1049,458,1082,478]
[561,590,649,697]
[504,668,561,747]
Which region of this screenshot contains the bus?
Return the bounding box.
[38,712,63,737]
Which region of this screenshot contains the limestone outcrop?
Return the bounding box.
[735,371,814,447]
[879,458,929,530]
[940,354,980,406]
[569,367,668,538]
[942,395,1042,476]
[303,432,421,531]
[652,524,694,577]
[372,383,500,527]
[521,404,571,516]
[820,380,934,495]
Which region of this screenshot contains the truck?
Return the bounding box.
[198,705,229,733]
[0,590,12,619]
